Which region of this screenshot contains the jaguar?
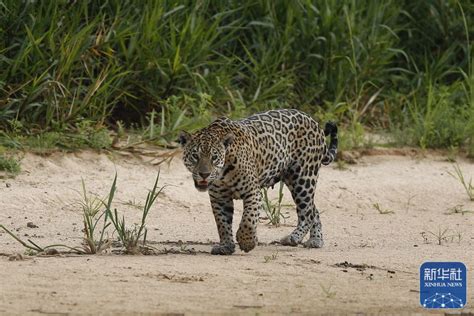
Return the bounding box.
[179,109,337,255]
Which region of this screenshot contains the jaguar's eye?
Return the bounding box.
[191,153,199,161]
[211,154,219,162]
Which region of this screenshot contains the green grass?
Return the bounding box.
[449,163,474,201]
[0,1,472,151]
[261,181,289,226]
[80,171,163,254]
[445,204,473,215]
[421,227,462,246]
[0,154,20,175]
[80,178,112,254]
[263,251,278,263]
[0,223,84,254]
[1,120,113,154]
[103,172,164,254]
[320,283,337,299]
[372,203,395,215]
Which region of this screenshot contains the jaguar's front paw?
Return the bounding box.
[211,243,235,255]
[236,228,257,253]
[280,234,300,246]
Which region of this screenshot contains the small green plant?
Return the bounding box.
[104,172,163,254]
[405,194,416,212]
[320,283,337,299]
[89,129,112,149]
[421,227,461,246]
[121,199,144,210]
[261,181,289,226]
[263,251,278,263]
[25,132,62,155]
[448,163,474,201]
[0,224,83,254]
[427,228,449,246]
[80,179,112,254]
[335,159,348,171]
[24,249,37,256]
[372,203,394,215]
[76,121,113,150]
[445,205,473,216]
[0,154,21,175]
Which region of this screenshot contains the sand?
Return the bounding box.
[0,149,473,315]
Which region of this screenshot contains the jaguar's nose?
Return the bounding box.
[199,171,211,179]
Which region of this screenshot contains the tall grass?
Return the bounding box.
[103,172,164,254]
[0,0,472,150]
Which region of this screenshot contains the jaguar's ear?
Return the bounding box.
[222,133,234,148]
[178,131,192,146]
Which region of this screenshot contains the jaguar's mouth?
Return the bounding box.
[194,179,209,192]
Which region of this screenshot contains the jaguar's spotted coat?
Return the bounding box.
[179,109,338,255]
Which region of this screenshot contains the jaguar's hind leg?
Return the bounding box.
[280,171,319,246]
[303,207,324,248]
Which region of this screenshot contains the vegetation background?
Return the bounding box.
[0,0,473,158]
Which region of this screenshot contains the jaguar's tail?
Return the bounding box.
[321,121,338,165]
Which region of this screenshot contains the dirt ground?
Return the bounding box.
[0,149,473,315]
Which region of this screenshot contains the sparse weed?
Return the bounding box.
[261,181,289,226]
[23,249,37,256]
[80,179,111,254]
[405,194,416,212]
[0,224,84,254]
[421,227,462,245]
[428,228,450,246]
[1,172,163,256]
[372,203,394,215]
[104,172,163,254]
[121,199,144,210]
[263,251,278,263]
[445,205,473,216]
[320,284,337,299]
[454,231,463,245]
[448,163,474,201]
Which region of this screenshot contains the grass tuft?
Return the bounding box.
[421,227,462,246]
[261,181,289,226]
[0,154,21,175]
[263,251,278,263]
[104,172,164,254]
[320,284,337,299]
[0,224,84,254]
[448,163,474,201]
[80,179,112,254]
[372,203,394,215]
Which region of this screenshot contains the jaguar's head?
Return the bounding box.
[179,130,234,192]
